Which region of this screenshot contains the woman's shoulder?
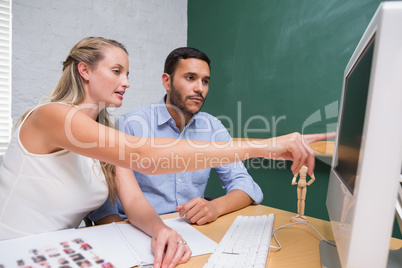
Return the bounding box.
[18,103,82,154]
[16,102,76,128]
[22,103,83,133]
[34,102,77,112]
[31,102,79,119]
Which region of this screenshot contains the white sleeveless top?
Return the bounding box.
[0,104,108,240]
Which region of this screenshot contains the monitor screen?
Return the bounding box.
[333,37,375,194]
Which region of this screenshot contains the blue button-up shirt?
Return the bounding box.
[89,96,263,221]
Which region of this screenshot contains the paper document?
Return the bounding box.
[0,217,217,267]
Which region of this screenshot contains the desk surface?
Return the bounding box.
[159,204,402,268]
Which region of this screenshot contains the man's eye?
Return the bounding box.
[186,76,194,80]
[203,80,209,85]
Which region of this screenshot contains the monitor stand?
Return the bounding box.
[320,241,402,268]
[319,241,341,268]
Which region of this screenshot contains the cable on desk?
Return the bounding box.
[270,222,336,250]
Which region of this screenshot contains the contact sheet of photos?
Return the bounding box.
[0,223,147,268]
[1,218,217,268]
[0,236,115,268]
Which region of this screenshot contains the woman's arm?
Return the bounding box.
[115,167,191,268]
[22,103,334,176]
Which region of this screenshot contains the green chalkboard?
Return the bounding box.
[188,0,401,238]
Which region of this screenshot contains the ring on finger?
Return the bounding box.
[177,240,187,245]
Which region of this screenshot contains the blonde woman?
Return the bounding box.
[0,37,332,268]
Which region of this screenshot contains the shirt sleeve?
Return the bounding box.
[87,197,120,222]
[211,118,264,204]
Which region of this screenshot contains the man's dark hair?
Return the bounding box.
[164,47,211,78]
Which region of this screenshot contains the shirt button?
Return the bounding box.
[178,178,181,182]
[178,198,181,202]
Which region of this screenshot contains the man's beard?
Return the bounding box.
[169,81,205,117]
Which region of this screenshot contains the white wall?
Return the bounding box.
[11,0,187,123]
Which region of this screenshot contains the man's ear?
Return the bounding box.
[162,73,171,91]
[77,62,90,81]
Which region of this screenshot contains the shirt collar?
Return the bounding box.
[156,96,172,126]
[156,95,200,128]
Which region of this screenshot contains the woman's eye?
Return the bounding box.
[113,69,120,75]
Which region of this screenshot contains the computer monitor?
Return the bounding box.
[324,2,402,267]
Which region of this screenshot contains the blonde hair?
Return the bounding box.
[18,37,128,203]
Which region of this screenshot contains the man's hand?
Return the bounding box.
[176,197,220,225]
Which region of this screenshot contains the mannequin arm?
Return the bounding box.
[307,174,316,186]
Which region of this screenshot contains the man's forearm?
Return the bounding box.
[211,189,253,217]
[94,214,123,225]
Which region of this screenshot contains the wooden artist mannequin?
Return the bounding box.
[291,165,315,223]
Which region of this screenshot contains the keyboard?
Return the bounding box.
[203,214,275,268]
